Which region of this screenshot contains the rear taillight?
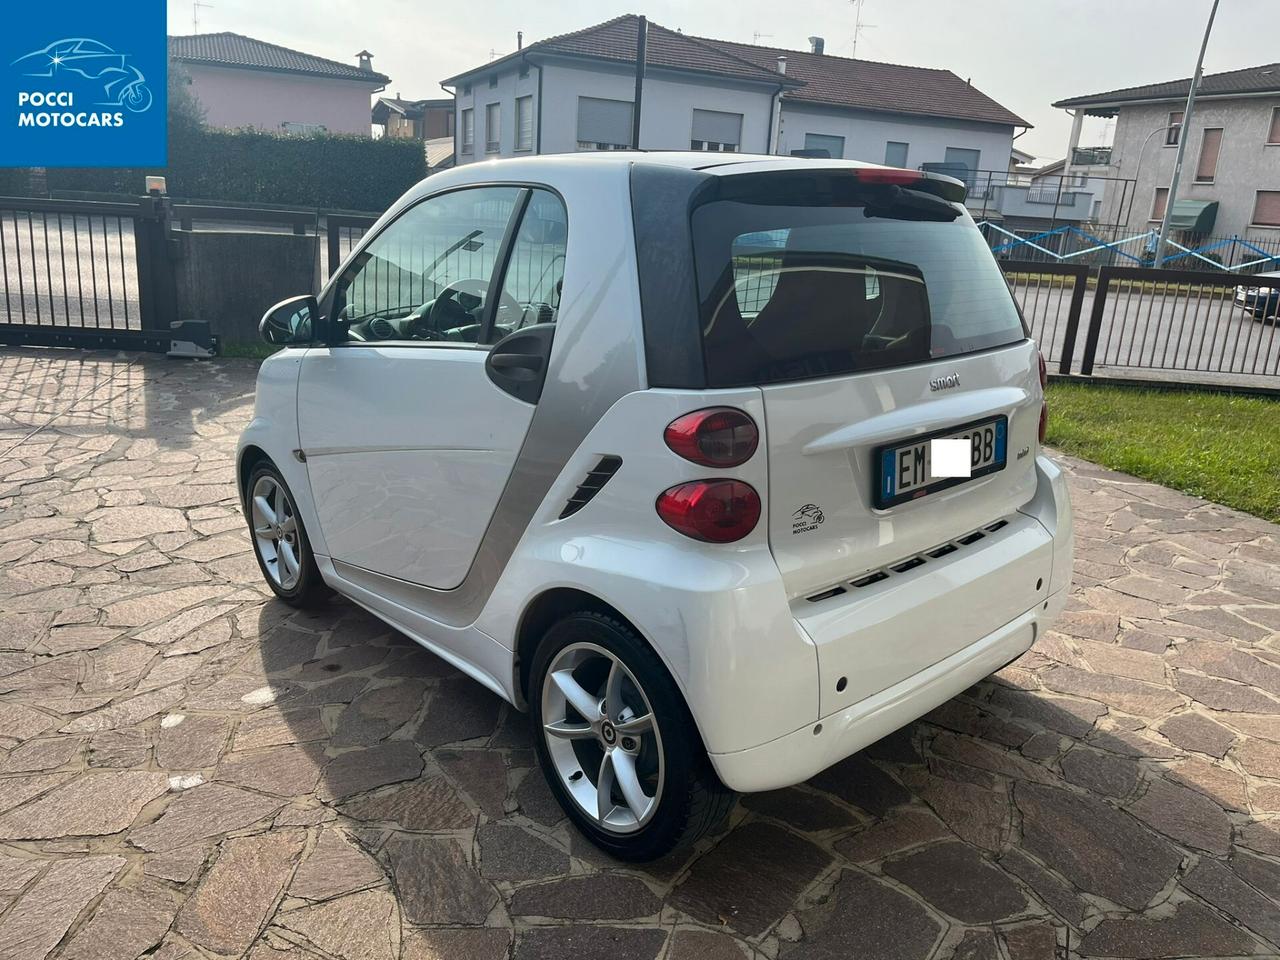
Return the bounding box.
[656,480,761,543]
[664,408,758,467]
[1037,350,1048,443]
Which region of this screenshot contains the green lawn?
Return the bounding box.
[1046,381,1280,522]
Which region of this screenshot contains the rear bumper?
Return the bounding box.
[710,586,1067,792]
[708,453,1073,793]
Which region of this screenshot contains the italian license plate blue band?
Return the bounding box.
[881,448,897,500]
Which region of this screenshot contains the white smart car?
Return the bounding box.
[240,152,1072,860]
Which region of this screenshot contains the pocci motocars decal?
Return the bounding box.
[4,1,166,167]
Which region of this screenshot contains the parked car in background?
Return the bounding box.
[1235,270,1280,321]
[239,153,1073,860]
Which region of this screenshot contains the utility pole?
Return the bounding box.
[1154,0,1220,267]
[631,16,647,150]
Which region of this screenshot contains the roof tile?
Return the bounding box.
[169,32,390,84]
[444,15,1027,128]
[1054,62,1280,110]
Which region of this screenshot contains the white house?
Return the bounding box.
[441,15,1029,184]
[169,33,389,136]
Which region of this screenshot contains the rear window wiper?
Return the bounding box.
[862,184,960,223]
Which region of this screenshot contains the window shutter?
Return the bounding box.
[517,97,533,149]
[884,141,909,167]
[691,109,743,146]
[1253,191,1280,226]
[577,97,633,146]
[802,133,845,158]
[1151,188,1169,221]
[1195,128,1222,181]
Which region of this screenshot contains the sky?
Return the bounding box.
[167,0,1277,160]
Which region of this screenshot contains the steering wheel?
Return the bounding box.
[415,279,522,339]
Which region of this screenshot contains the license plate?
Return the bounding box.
[876,416,1007,509]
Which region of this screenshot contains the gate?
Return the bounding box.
[0,195,177,352]
[1001,260,1089,375]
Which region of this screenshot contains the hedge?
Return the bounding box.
[16,128,428,212]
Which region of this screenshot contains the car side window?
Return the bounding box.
[486,189,568,344]
[330,186,522,345]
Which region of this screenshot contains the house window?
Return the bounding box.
[690,109,742,152]
[488,74,498,88]
[515,96,533,151]
[461,109,474,153]
[485,103,501,153]
[1252,190,1280,227]
[462,83,471,95]
[576,96,633,151]
[1166,111,1183,146]
[1268,107,1280,144]
[1195,128,1222,183]
[1150,187,1169,222]
[884,141,909,167]
[803,133,844,158]
[519,63,530,79]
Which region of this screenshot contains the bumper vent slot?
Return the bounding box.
[850,571,889,589]
[558,456,623,519]
[803,515,1015,604]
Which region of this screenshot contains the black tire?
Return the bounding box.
[529,611,735,861]
[244,461,329,608]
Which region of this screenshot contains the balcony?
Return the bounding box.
[955,170,1097,222]
[1071,146,1113,167]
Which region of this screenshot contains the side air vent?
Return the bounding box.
[805,515,1015,603]
[558,456,623,519]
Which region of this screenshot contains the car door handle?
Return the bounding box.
[489,352,543,371]
[485,323,556,404]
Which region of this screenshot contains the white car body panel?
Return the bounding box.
[298,345,534,589]
[237,152,1073,795]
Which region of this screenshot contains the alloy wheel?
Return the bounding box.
[250,474,302,590]
[540,641,665,833]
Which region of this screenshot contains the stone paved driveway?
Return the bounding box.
[0,347,1278,960]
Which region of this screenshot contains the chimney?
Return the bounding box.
[808,36,824,55]
[776,55,787,75]
[517,31,523,50]
[356,50,374,72]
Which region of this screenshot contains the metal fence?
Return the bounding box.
[1001,259,1280,391]
[984,222,1280,275]
[0,194,383,352]
[1080,267,1280,384]
[0,198,143,331]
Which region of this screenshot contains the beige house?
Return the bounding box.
[169,33,389,136]
[1056,63,1280,240]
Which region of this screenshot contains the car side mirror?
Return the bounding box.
[260,295,318,346]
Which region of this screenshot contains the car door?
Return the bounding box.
[297,184,569,590]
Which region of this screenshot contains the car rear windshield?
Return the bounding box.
[690,185,1026,387]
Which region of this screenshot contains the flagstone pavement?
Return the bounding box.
[0,346,1278,960]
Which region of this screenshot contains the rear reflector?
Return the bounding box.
[655,479,761,543]
[664,408,759,467]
